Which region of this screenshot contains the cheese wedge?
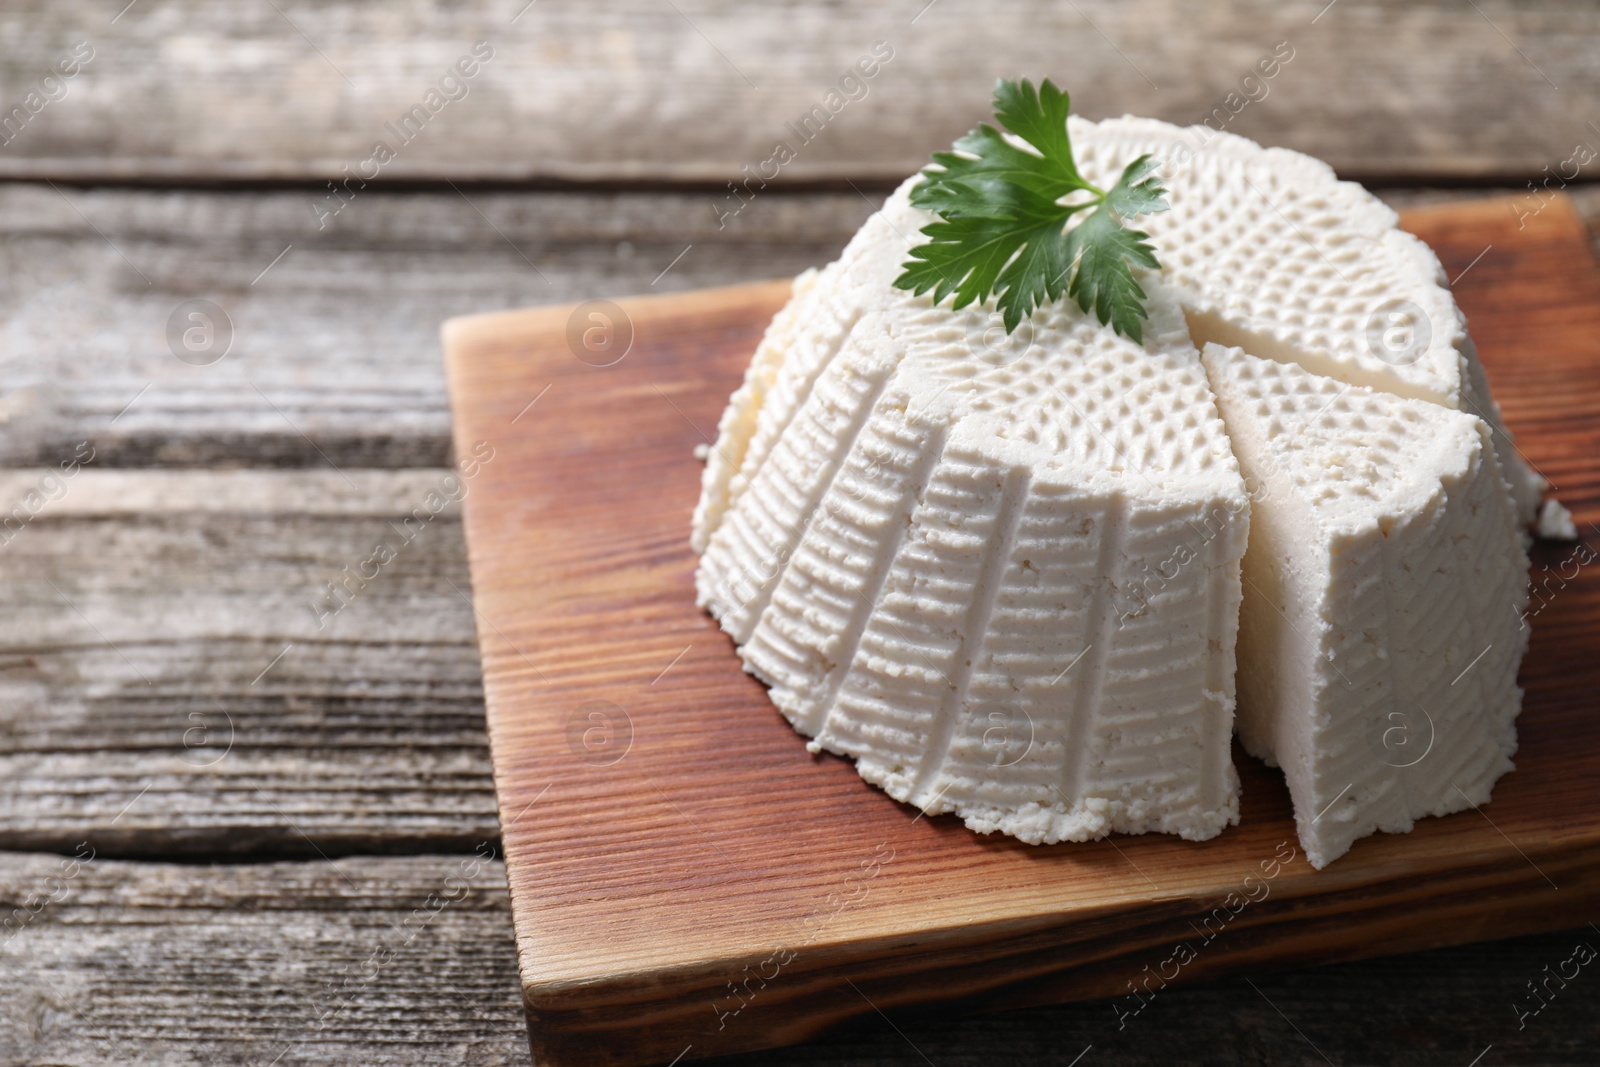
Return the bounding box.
[695,184,1250,843]
[1201,344,1530,868]
[1070,116,1544,526]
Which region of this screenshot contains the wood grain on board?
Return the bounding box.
[443,194,1600,1067]
[2,0,1595,184]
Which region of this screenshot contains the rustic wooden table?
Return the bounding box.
[1,3,1596,1064]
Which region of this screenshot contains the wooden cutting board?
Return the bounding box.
[442,194,1600,1067]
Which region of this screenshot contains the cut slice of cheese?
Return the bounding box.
[1201,343,1530,868]
[696,185,1250,843]
[1069,116,1544,526]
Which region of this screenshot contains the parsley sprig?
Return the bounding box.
[893,78,1168,341]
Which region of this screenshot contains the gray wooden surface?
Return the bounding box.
[2,0,1597,183]
[3,2,1599,1064]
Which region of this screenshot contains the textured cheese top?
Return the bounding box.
[1201,343,1483,534]
[694,179,1244,551]
[886,272,1243,500]
[1069,115,1543,524]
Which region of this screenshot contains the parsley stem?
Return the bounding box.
[1058,187,1106,210]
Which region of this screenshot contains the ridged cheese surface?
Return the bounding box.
[1202,344,1530,868]
[695,182,1250,844]
[1070,116,1544,525]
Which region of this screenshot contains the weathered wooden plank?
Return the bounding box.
[9,184,1600,472]
[0,470,500,857]
[1,0,1597,183]
[0,183,863,469]
[0,851,531,1066]
[0,849,1595,1066]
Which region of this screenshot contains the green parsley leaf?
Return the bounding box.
[893,78,1168,341]
[1064,203,1159,342]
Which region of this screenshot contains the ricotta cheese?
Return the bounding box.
[1201,344,1530,868]
[1069,116,1545,527]
[1537,498,1578,541]
[692,126,1538,862]
[695,183,1250,843]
